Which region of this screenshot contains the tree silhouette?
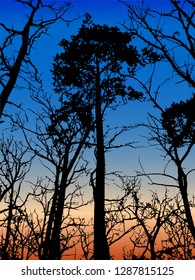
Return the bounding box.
[120,0,195,88]
[121,0,195,245]
[122,189,195,260]
[1,1,194,261]
[132,95,195,246]
[160,95,195,240]
[161,95,195,148]
[25,177,89,260]
[0,136,33,259]
[136,95,195,242]
[52,16,144,259]
[0,0,73,118]
[12,92,91,259]
[161,194,195,260]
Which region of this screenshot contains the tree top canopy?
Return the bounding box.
[52,16,147,106]
[161,94,195,148]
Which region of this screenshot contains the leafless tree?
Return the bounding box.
[10,92,91,259]
[122,188,194,260]
[0,136,33,259]
[161,194,195,260]
[120,0,195,88]
[21,178,90,260]
[142,102,195,242]
[0,0,74,118]
[0,136,33,203]
[104,175,138,252]
[120,0,195,245]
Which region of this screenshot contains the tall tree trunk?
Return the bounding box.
[48,174,68,260]
[46,133,89,259]
[0,5,38,117]
[150,239,156,260]
[41,173,60,259]
[178,165,195,242]
[93,58,110,260]
[2,184,14,259]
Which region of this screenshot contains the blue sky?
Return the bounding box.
[0,0,194,200]
[1,0,191,106]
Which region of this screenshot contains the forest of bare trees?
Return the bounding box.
[0,0,195,260]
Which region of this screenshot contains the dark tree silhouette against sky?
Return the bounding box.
[0,0,72,118]
[121,0,195,244]
[52,16,144,260]
[0,0,195,262]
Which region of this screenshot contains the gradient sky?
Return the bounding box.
[0,0,195,259]
[1,0,194,200]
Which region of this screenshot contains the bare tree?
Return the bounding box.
[11,92,91,259]
[120,0,195,88]
[104,175,138,253]
[0,136,33,203]
[122,188,194,260]
[120,0,195,246]
[0,0,73,118]
[146,96,195,241]
[161,194,195,260]
[22,178,90,260]
[0,136,33,259]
